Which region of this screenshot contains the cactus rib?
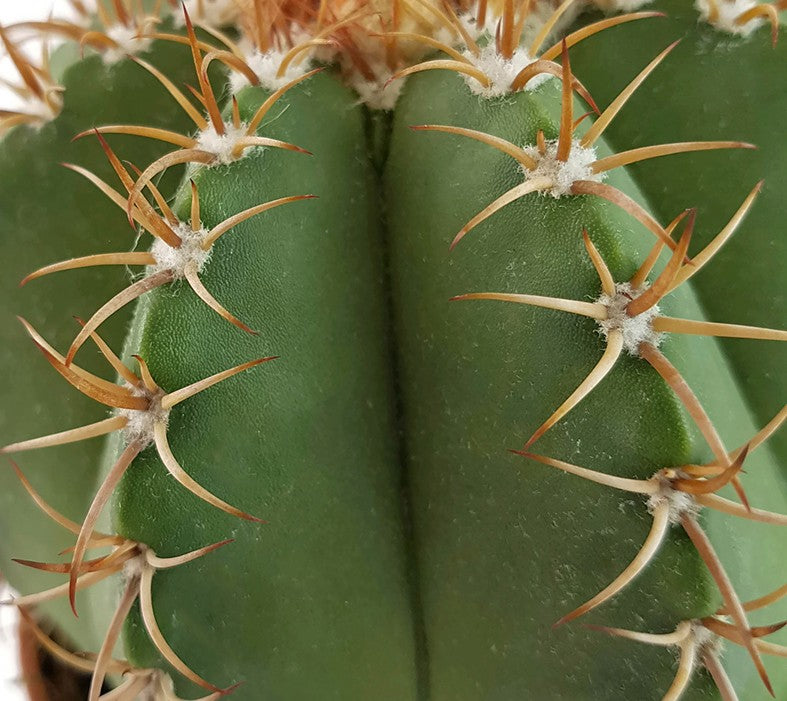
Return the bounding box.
[0,1,785,699]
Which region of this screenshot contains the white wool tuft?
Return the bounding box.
[118,391,169,449]
[522,138,604,197]
[289,26,338,65]
[459,0,580,46]
[696,0,763,36]
[647,481,699,525]
[122,552,146,579]
[594,0,656,12]
[519,0,587,48]
[434,26,459,48]
[456,10,485,43]
[350,73,404,111]
[695,624,725,656]
[147,673,175,701]
[137,678,158,701]
[229,44,313,94]
[694,623,719,648]
[150,222,212,277]
[462,45,550,97]
[345,52,405,110]
[119,407,158,447]
[596,282,663,355]
[195,122,250,165]
[174,0,241,28]
[102,25,152,65]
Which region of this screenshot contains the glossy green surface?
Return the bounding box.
[0,35,218,650]
[384,69,786,700]
[113,73,419,700]
[570,0,787,459]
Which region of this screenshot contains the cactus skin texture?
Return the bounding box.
[569,0,787,458]
[0,26,222,653]
[384,69,784,700]
[113,75,420,699]
[0,2,785,700]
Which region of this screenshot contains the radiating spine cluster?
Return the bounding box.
[0,1,784,700]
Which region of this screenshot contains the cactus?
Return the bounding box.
[568,0,787,458]
[0,1,784,700]
[0,3,227,654]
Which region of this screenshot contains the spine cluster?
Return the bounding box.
[0,2,784,700]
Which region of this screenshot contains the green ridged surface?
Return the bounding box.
[1,5,784,700]
[0,34,218,650]
[570,0,787,459]
[384,70,786,700]
[112,73,419,700]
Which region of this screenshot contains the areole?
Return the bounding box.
[0,2,784,700]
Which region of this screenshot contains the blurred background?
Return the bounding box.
[1,579,25,701]
[0,2,81,111]
[1,6,84,699]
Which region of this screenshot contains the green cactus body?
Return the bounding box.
[384,68,786,700]
[108,73,419,699]
[1,3,785,700]
[569,0,787,458]
[0,31,220,651]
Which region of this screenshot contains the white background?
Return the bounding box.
[0,1,82,110]
[1,580,26,701]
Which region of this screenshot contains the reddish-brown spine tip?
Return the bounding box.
[68,578,79,617]
[221,681,245,696]
[254,356,279,364]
